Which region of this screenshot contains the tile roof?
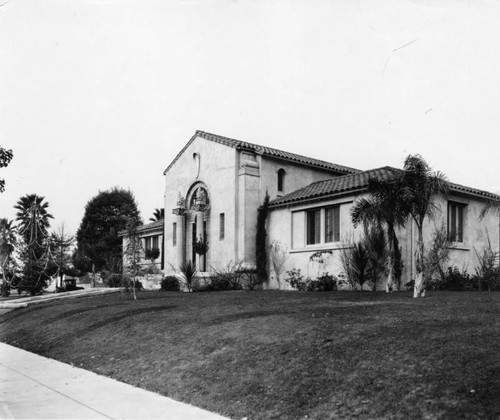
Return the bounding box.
[269,166,500,208]
[163,130,361,175]
[118,220,164,237]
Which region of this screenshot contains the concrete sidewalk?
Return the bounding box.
[0,343,230,419]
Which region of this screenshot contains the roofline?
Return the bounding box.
[163,130,360,175]
[268,167,500,209]
[269,187,366,209]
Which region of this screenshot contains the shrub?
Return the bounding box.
[474,236,500,291]
[209,261,244,291]
[441,267,474,291]
[241,271,262,291]
[145,247,160,262]
[179,260,197,292]
[108,273,127,288]
[316,273,337,291]
[285,268,307,291]
[161,276,180,291]
[285,269,337,292]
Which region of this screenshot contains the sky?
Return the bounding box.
[1,0,499,235]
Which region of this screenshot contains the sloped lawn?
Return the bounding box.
[1,291,499,419]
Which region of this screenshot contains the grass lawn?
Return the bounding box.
[1,291,499,419]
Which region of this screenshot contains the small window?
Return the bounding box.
[306,209,321,245]
[448,201,466,242]
[144,237,152,251]
[325,206,340,242]
[277,169,286,193]
[152,235,159,249]
[219,213,225,240]
[173,223,177,246]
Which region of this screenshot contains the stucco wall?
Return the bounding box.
[164,136,238,273]
[267,192,499,290]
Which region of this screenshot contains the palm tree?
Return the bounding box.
[0,218,17,294]
[14,194,54,294]
[351,172,407,292]
[149,208,165,222]
[400,155,448,298]
[480,199,500,219]
[14,194,53,246]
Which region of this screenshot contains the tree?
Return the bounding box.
[75,187,141,282]
[14,194,54,294]
[400,155,448,298]
[364,225,388,292]
[0,147,13,193]
[149,208,165,222]
[0,218,17,296]
[255,192,270,281]
[351,172,407,292]
[49,224,75,289]
[269,240,288,289]
[123,217,143,300]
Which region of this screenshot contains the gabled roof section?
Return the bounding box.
[269,166,500,208]
[163,130,361,175]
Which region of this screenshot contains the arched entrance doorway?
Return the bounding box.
[185,184,210,271]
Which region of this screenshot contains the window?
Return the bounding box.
[173,223,177,246]
[306,209,321,245]
[144,237,152,251]
[306,206,341,246]
[152,235,159,249]
[325,207,340,242]
[448,201,466,243]
[219,213,225,240]
[277,169,286,193]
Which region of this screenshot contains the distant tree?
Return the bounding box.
[255,192,270,281]
[75,187,141,280]
[0,147,13,193]
[123,217,143,300]
[149,208,165,222]
[0,218,17,296]
[49,224,75,289]
[14,194,54,294]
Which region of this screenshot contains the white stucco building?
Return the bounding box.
[129,130,500,290]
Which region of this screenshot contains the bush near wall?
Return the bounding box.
[161,276,180,291]
[427,266,500,291]
[285,269,338,292]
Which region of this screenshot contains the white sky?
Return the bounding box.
[1,0,499,235]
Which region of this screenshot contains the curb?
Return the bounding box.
[0,288,124,309]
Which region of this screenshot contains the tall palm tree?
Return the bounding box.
[149,208,165,222]
[0,218,17,293]
[351,172,407,292]
[14,194,54,294]
[400,155,448,298]
[14,194,53,246]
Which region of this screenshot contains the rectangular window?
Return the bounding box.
[325,206,340,242]
[144,237,152,251]
[152,235,159,249]
[448,201,465,242]
[306,209,321,245]
[219,213,225,240]
[173,223,177,246]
